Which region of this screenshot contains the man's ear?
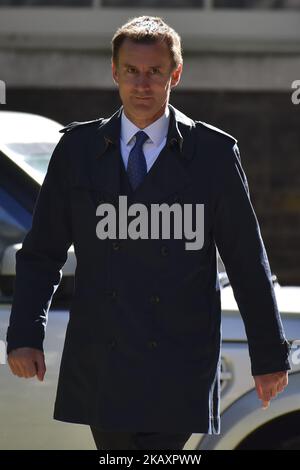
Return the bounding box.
[170,63,183,89]
[112,60,119,85]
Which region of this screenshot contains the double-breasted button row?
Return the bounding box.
[112,241,167,257]
[150,294,160,304]
[107,291,161,303]
[108,339,157,350]
[160,245,168,256]
[112,241,121,251]
[106,289,117,299]
[108,338,117,350]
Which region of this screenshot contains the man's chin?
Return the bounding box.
[127,103,157,118]
[124,100,165,124]
[131,100,154,110]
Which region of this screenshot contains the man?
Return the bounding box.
[7,16,290,450]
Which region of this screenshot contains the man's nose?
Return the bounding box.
[135,73,151,89]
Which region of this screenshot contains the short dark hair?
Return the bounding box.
[112,16,183,70]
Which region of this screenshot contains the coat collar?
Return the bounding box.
[121,106,170,147]
[89,103,196,204]
[95,103,195,158]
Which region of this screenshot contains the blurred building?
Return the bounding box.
[0,0,299,284]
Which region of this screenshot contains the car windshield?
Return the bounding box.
[1,142,56,183]
[0,111,62,184]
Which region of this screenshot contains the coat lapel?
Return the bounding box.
[89,103,197,205]
[88,106,122,202]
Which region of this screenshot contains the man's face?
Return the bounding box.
[112,38,182,126]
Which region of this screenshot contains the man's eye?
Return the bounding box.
[150,68,160,74]
[127,68,136,74]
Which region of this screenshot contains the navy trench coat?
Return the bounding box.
[7,104,290,433]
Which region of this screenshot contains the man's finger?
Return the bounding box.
[281,374,288,387]
[262,400,270,410]
[255,382,263,400]
[10,360,22,377]
[22,359,37,378]
[278,376,288,393]
[15,360,27,378]
[261,388,275,403]
[34,354,46,381]
[277,382,285,393]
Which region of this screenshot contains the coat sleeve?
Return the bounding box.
[212,142,291,376]
[6,133,73,354]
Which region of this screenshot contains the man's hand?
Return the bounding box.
[254,371,288,410]
[8,347,46,382]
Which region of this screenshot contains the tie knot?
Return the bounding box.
[134,130,148,147]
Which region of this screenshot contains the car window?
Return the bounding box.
[1,142,55,183]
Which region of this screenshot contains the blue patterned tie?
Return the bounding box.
[127,130,148,191]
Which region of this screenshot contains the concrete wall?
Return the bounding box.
[0,8,300,91]
[1,50,300,91]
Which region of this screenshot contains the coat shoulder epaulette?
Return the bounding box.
[195,120,237,146]
[59,118,104,134]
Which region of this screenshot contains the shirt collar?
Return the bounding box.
[121,106,170,147]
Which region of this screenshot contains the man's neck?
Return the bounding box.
[123,104,169,129]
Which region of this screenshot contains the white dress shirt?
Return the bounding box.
[120,106,170,173]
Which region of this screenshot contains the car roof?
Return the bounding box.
[0,111,62,146]
[221,284,300,316]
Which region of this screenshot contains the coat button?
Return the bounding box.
[160,245,168,256]
[150,294,160,304]
[109,339,117,350]
[112,241,120,251]
[147,340,158,349]
[107,289,117,299]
